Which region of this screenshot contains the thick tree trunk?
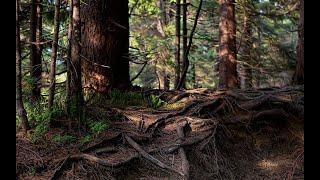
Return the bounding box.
[218,0,238,89]
[29,0,42,101]
[68,0,84,125]
[238,1,252,89]
[66,0,72,111]
[48,0,61,110]
[17,0,30,134]
[174,0,181,89]
[292,0,304,85]
[181,0,187,88]
[81,0,131,93]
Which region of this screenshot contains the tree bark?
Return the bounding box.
[81,0,131,93]
[177,0,203,90]
[68,0,84,125]
[17,0,30,134]
[156,0,170,90]
[292,0,304,85]
[191,62,196,88]
[66,0,73,114]
[181,0,188,88]
[238,0,253,89]
[29,0,43,101]
[218,0,238,89]
[48,0,61,111]
[174,0,181,89]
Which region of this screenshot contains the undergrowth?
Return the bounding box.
[52,134,76,143]
[20,95,66,143]
[87,89,167,109]
[17,89,168,143]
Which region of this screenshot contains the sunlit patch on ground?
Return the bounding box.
[258,159,279,170]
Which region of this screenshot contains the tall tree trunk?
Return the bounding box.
[81,0,131,93]
[66,0,73,115]
[238,0,253,89]
[17,0,30,134]
[155,47,170,90]
[156,0,170,90]
[174,0,181,89]
[181,0,187,88]
[29,0,42,101]
[159,0,168,24]
[68,0,84,125]
[177,0,203,90]
[292,0,304,85]
[218,0,238,89]
[48,0,61,111]
[191,62,196,88]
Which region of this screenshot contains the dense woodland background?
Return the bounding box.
[16,0,304,179]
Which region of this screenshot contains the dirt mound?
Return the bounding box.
[16,86,304,179]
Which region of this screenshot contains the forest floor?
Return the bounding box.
[16,86,304,180]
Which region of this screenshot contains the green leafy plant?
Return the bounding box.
[30,122,49,143]
[108,89,147,107]
[89,122,108,134]
[23,99,65,143]
[80,135,92,145]
[52,134,76,143]
[149,94,165,109]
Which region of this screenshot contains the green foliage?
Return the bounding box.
[24,100,64,125]
[22,76,37,94]
[22,101,49,142]
[108,90,147,107]
[16,116,21,129]
[88,89,148,108]
[30,123,49,143]
[148,94,165,109]
[52,134,76,143]
[80,135,92,145]
[89,122,108,134]
[22,98,65,142]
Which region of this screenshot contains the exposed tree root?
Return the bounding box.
[81,133,122,153]
[144,100,201,135]
[176,123,190,180]
[50,155,71,180]
[18,86,304,179]
[124,134,184,176]
[49,131,213,179]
